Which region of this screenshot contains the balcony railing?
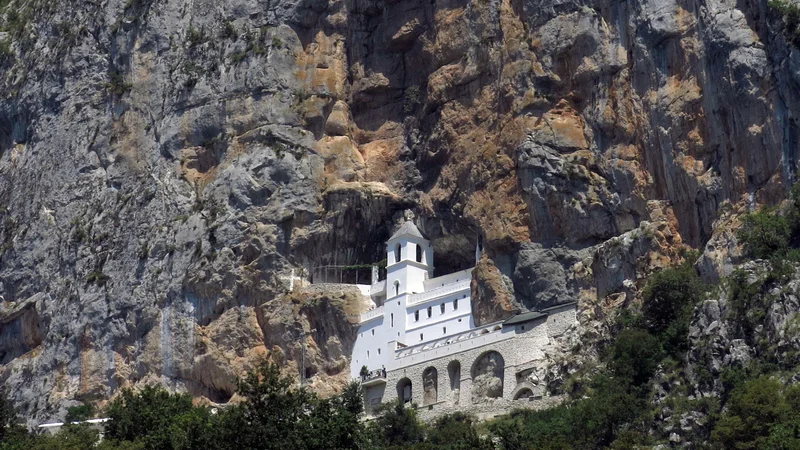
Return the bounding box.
[361,368,387,384]
[407,279,471,306]
[359,305,384,323]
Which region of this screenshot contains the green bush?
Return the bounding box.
[642,262,705,332]
[65,403,95,422]
[737,208,791,260]
[607,329,662,386]
[711,376,800,449]
[770,0,800,47]
[104,386,212,450]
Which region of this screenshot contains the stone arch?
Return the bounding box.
[447,360,461,405]
[471,350,505,403]
[397,377,412,404]
[422,367,438,405]
[513,387,534,400]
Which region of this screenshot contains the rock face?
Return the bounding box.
[0,0,799,421]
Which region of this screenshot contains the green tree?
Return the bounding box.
[425,412,493,450]
[712,377,792,449]
[217,361,318,450]
[368,400,425,447]
[104,385,215,450]
[737,208,791,260]
[607,329,662,386]
[0,388,29,450]
[26,425,100,450]
[64,403,95,423]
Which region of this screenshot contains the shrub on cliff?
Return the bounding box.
[641,259,707,356]
[712,376,800,449]
[737,208,792,260]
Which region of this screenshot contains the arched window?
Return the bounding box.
[440,303,445,314]
[423,367,438,405]
[394,243,401,263]
[471,351,505,403]
[414,310,419,322]
[448,360,461,405]
[514,388,534,400]
[397,378,412,404]
[416,244,422,263]
[427,306,432,318]
[394,281,400,297]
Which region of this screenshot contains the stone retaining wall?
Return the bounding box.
[364,304,577,420]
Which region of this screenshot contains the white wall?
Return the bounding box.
[351,316,390,378]
[423,268,472,290]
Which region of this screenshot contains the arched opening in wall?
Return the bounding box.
[416,244,423,263]
[397,378,413,404]
[422,367,438,405]
[395,243,401,263]
[447,360,461,405]
[394,281,400,297]
[514,388,534,400]
[471,350,505,403]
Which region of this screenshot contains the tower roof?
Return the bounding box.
[389,220,425,241]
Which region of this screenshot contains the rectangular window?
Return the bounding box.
[420,333,423,341]
[391,313,394,327]
[378,348,381,355]
[440,303,445,314]
[443,327,447,335]
[454,299,458,310]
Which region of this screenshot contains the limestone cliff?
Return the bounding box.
[0,0,798,422]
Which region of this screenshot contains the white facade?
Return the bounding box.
[350,221,475,379]
[348,220,580,421]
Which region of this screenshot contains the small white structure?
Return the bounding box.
[350,220,578,420]
[38,418,110,437]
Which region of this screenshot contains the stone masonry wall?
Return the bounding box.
[365,305,577,420]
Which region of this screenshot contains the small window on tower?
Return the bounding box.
[395,243,401,263]
[420,333,423,341]
[371,329,375,336]
[414,311,419,322]
[440,303,445,314]
[416,244,422,263]
[443,327,447,335]
[378,348,381,355]
[367,351,370,359]
[454,299,459,310]
[427,306,432,318]
[391,313,394,327]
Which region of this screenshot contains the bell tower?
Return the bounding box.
[385,219,432,298]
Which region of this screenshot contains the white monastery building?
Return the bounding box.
[348,220,578,419]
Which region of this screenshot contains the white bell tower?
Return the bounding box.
[385,220,432,298]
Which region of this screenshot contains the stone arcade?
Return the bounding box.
[351,221,577,420]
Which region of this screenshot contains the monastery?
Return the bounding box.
[349,220,577,419]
